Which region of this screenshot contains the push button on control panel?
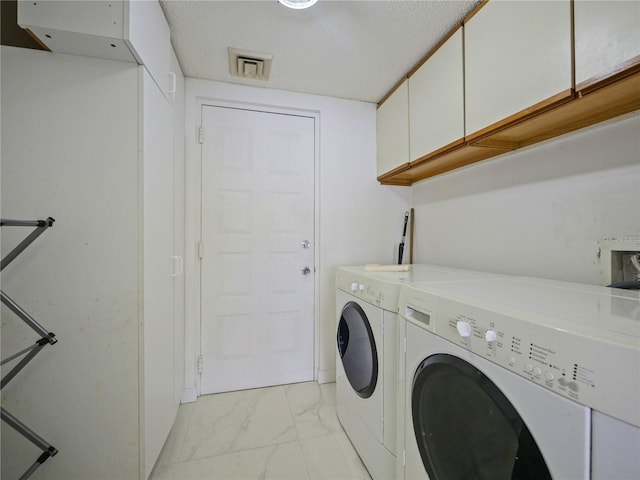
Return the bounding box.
[557,377,578,391]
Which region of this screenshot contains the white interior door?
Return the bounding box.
[200,105,315,394]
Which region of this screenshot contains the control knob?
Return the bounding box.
[485,330,497,342]
[456,321,472,338]
[351,282,358,292]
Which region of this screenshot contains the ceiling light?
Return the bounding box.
[277,0,318,9]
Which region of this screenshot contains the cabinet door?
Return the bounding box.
[377,79,409,177]
[465,1,572,137]
[169,47,186,407]
[142,69,175,479]
[409,28,464,161]
[574,1,640,89]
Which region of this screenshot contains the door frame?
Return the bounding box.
[190,98,320,398]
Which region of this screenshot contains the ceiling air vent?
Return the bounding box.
[228,48,273,81]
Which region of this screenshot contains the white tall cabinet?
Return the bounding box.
[1,51,183,480]
[2,1,185,478]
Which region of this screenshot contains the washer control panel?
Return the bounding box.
[336,270,400,311]
[432,298,639,427]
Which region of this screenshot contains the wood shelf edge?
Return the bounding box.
[577,56,640,96]
[467,88,575,145]
[379,178,413,186]
[24,28,52,51]
[378,138,509,186]
[410,138,466,167]
[377,162,411,183]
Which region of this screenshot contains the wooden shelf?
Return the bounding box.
[378,138,508,185]
[378,65,640,186]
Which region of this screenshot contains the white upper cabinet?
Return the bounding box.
[574,0,640,88]
[409,28,464,161]
[17,1,134,62]
[18,0,175,101]
[464,0,572,137]
[376,79,409,178]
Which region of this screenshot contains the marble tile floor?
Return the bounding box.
[150,381,372,480]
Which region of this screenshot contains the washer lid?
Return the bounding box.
[335,264,500,310]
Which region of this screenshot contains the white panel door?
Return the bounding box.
[200,106,315,394]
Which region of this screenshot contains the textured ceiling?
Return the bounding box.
[160,0,479,103]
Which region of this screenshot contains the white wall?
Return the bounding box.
[183,79,411,394]
[412,112,640,284]
[1,47,140,478]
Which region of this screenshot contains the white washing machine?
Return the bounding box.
[397,277,640,480]
[335,265,500,479]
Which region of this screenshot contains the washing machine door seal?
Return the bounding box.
[337,301,378,399]
[412,354,551,480]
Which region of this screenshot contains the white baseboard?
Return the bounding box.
[181,387,198,404]
[317,368,335,384]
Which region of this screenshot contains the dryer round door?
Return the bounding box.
[337,301,378,398]
[411,354,551,480]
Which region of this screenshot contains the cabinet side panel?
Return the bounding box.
[126,0,171,96]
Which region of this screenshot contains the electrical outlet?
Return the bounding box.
[598,237,640,286]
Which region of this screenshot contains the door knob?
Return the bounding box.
[301,266,311,275]
[301,240,311,249]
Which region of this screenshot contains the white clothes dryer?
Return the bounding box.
[335,265,499,479]
[397,278,640,480]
